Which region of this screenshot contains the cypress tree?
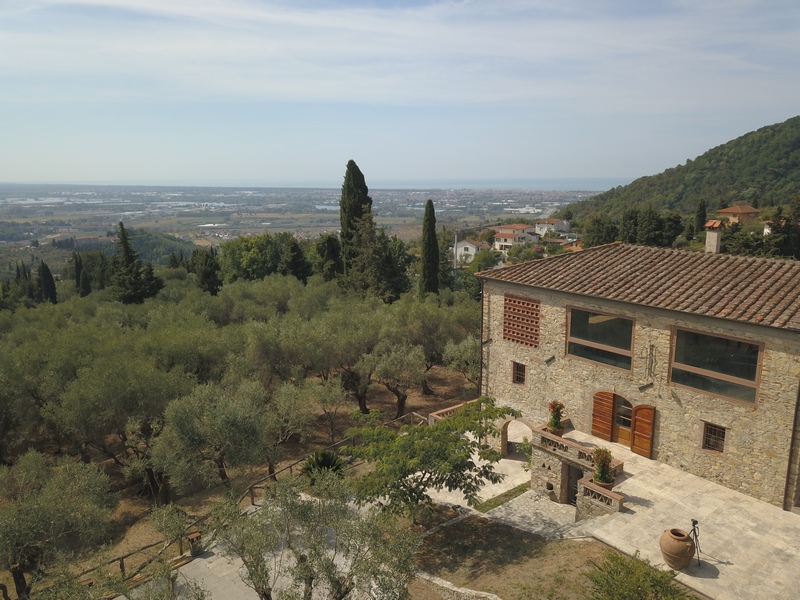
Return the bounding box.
[111,222,164,304]
[420,199,439,295]
[36,262,57,304]
[73,252,83,290]
[339,160,373,272]
[79,270,92,297]
[695,199,707,232]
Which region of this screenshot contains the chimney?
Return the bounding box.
[704,220,723,253]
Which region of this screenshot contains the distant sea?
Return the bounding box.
[367,177,629,191]
[1,177,629,192]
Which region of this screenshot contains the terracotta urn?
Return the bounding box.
[659,528,696,570]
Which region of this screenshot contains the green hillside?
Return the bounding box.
[565,116,800,222]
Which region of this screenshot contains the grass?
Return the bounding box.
[474,482,530,513]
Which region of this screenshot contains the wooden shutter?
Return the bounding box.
[591,392,614,441]
[631,404,655,459]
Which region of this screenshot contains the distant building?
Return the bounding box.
[535,218,571,236]
[493,224,539,255]
[455,238,491,264]
[717,205,759,224]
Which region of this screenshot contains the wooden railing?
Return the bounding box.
[72,410,432,589]
[427,401,477,425]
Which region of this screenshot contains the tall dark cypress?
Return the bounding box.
[339,160,373,272]
[694,199,707,233]
[420,199,439,295]
[111,222,164,304]
[37,262,57,304]
[73,252,83,290]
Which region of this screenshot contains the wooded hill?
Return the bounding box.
[564,115,800,222]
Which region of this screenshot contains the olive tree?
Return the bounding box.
[0,451,117,599]
[210,474,418,600]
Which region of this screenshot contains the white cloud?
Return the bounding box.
[0,0,798,183]
[0,0,795,110]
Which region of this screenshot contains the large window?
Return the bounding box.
[670,328,761,403]
[567,308,633,370]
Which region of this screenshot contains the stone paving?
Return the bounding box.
[471,430,800,600]
[141,429,800,599]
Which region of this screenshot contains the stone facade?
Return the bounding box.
[481,280,800,510]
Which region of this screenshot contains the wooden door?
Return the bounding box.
[591,392,614,441]
[631,404,655,458]
[614,398,633,445]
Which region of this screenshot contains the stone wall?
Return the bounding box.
[528,445,572,501]
[416,572,502,600]
[482,280,800,509]
[575,478,625,521]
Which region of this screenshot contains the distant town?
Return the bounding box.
[0,183,601,246]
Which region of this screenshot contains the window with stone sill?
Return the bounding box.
[670,328,761,404]
[566,307,634,370]
[512,361,526,384]
[702,422,726,453]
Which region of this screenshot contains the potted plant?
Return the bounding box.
[593,447,614,490]
[547,400,565,435]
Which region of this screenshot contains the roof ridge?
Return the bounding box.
[479,244,800,331]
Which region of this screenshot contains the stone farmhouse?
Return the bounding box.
[477,243,800,511]
[493,224,539,255]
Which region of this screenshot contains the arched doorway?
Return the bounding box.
[500,418,536,459]
[592,391,655,458]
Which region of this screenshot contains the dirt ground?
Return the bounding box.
[414,515,613,600]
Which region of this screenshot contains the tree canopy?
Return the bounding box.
[344,396,520,515]
[0,451,117,599]
[420,199,439,295]
[112,222,165,304]
[209,474,418,600]
[339,159,373,272]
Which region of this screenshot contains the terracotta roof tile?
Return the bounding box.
[478,243,800,332]
[718,205,759,214]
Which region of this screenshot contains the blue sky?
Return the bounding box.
[1,0,798,187]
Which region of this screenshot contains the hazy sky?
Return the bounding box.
[1,1,798,187]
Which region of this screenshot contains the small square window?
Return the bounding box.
[512,362,526,384]
[702,423,726,453]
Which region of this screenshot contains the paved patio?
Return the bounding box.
[147,429,800,599]
[469,430,800,600]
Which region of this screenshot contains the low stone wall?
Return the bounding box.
[575,477,625,521]
[416,572,502,600]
